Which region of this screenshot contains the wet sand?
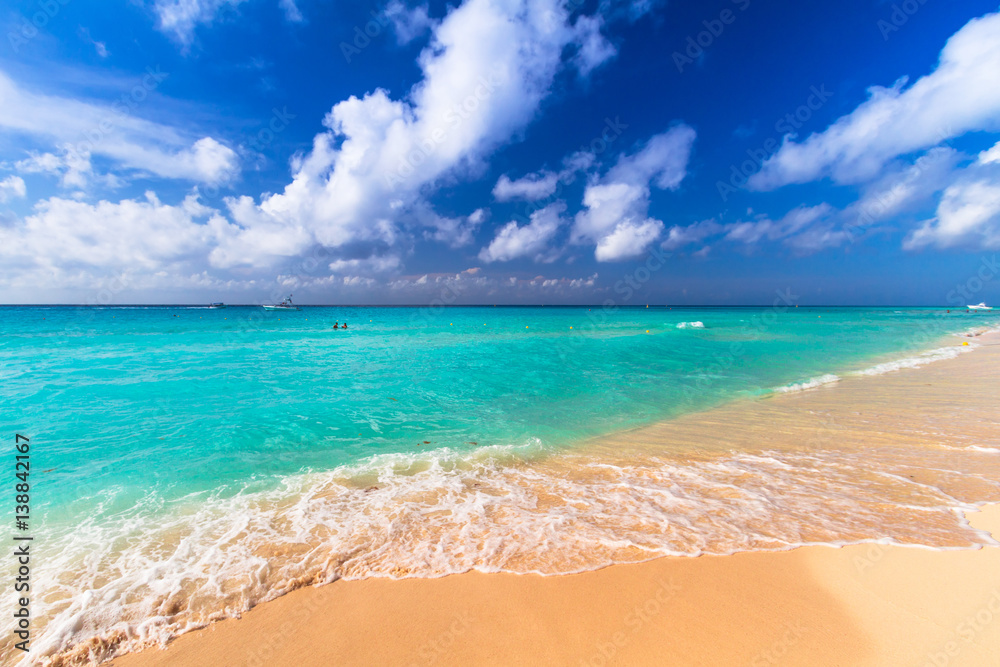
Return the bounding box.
[110,331,1000,667]
[111,507,1000,667]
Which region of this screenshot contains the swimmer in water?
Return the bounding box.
[342,322,348,329]
[333,321,339,329]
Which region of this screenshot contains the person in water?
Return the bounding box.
[333,321,339,329]
[342,322,348,329]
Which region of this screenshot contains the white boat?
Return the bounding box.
[263,295,301,311]
[208,302,226,309]
[967,302,993,311]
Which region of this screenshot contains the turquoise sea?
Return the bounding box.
[2,305,999,663]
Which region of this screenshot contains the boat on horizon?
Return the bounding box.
[208,302,226,309]
[967,302,993,311]
[262,295,301,311]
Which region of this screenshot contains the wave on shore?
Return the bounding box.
[16,434,1000,666]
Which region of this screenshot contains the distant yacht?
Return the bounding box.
[968,302,993,311]
[208,302,226,309]
[263,295,301,311]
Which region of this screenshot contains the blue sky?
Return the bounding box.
[1,0,999,304]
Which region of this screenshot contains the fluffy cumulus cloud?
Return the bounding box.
[479,201,565,262]
[905,142,1000,250]
[571,125,696,261]
[0,192,234,287]
[235,0,614,266]
[0,70,239,187]
[0,175,27,203]
[750,11,1000,189]
[0,0,626,297]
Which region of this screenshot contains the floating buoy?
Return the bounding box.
[646,330,649,333]
[963,341,970,346]
[570,326,573,329]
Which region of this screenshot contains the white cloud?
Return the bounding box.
[479,201,564,262]
[0,70,239,186]
[385,1,436,44]
[0,193,233,285]
[420,206,486,248]
[0,0,627,298]
[905,156,1000,250]
[328,255,402,274]
[492,150,595,202]
[0,175,26,203]
[492,171,560,201]
[844,147,961,229]
[572,125,696,261]
[978,140,1000,165]
[750,11,1000,189]
[571,14,617,76]
[662,218,722,250]
[78,27,110,58]
[279,0,303,23]
[594,218,662,261]
[153,0,248,45]
[16,149,93,189]
[724,204,834,245]
[238,0,607,263]
[659,204,841,255]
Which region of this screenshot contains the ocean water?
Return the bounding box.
[1,305,999,664]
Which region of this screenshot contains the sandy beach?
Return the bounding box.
[106,330,1000,667]
[108,506,1000,667]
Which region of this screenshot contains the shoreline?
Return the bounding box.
[111,506,1000,667]
[102,329,1000,667]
